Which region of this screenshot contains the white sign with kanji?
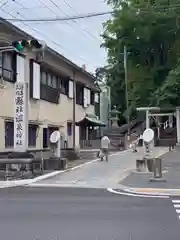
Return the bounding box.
[14,82,28,151]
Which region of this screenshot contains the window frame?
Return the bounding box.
[0,52,16,83]
[76,82,84,106]
[4,121,38,148]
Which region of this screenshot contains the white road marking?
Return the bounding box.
[172,199,180,220]
[172,200,180,203]
[174,204,180,208]
[107,188,169,198]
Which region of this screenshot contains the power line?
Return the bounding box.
[1,11,114,22]
[2,1,180,23]
[2,3,180,23]
[61,0,100,41]
[12,0,100,65]
[41,0,100,42]
[0,6,97,69]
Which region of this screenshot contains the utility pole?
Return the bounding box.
[124,45,130,139]
[72,71,76,149]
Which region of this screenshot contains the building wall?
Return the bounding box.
[0,25,98,151]
[0,81,95,151]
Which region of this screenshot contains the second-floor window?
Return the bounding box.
[0,52,16,83]
[40,70,61,89]
[40,68,69,96]
[90,91,95,105]
[39,68,61,104]
[76,83,84,105]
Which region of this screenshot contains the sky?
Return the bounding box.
[0,0,112,74]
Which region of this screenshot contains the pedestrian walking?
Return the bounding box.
[99,135,110,161]
[129,132,138,153]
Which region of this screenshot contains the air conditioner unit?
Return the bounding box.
[0,76,5,87]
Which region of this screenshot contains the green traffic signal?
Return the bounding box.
[12,40,24,51]
[12,39,44,52]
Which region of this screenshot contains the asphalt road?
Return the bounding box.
[0,187,179,240]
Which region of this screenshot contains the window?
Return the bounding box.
[0,52,16,82]
[47,73,52,87]
[90,91,95,105]
[28,124,38,147]
[40,68,63,91]
[40,68,69,98]
[5,121,14,148]
[40,69,61,103]
[67,122,72,136]
[76,83,84,105]
[41,71,47,84]
[4,122,37,148]
[52,75,57,88]
[61,79,69,95]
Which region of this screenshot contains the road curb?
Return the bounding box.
[119,185,180,196]
[107,188,170,198]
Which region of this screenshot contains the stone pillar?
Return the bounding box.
[146,110,149,129]
[169,115,173,128]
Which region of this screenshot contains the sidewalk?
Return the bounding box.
[119,148,180,195]
[0,147,169,188]
[27,147,168,188]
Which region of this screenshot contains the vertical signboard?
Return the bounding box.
[14,82,28,151]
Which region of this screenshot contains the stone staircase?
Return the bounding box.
[104,119,145,151]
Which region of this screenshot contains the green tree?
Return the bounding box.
[155,58,180,107]
[102,0,180,117]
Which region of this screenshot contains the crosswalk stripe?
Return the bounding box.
[173,204,180,208]
[172,200,180,203]
[172,199,180,220]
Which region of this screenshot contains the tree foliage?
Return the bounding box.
[102,0,180,120]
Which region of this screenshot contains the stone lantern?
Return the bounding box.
[110,106,120,128]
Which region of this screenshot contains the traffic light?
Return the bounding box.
[12,40,25,51]
[12,39,46,52]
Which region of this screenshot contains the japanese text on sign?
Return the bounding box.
[14,83,25,148]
